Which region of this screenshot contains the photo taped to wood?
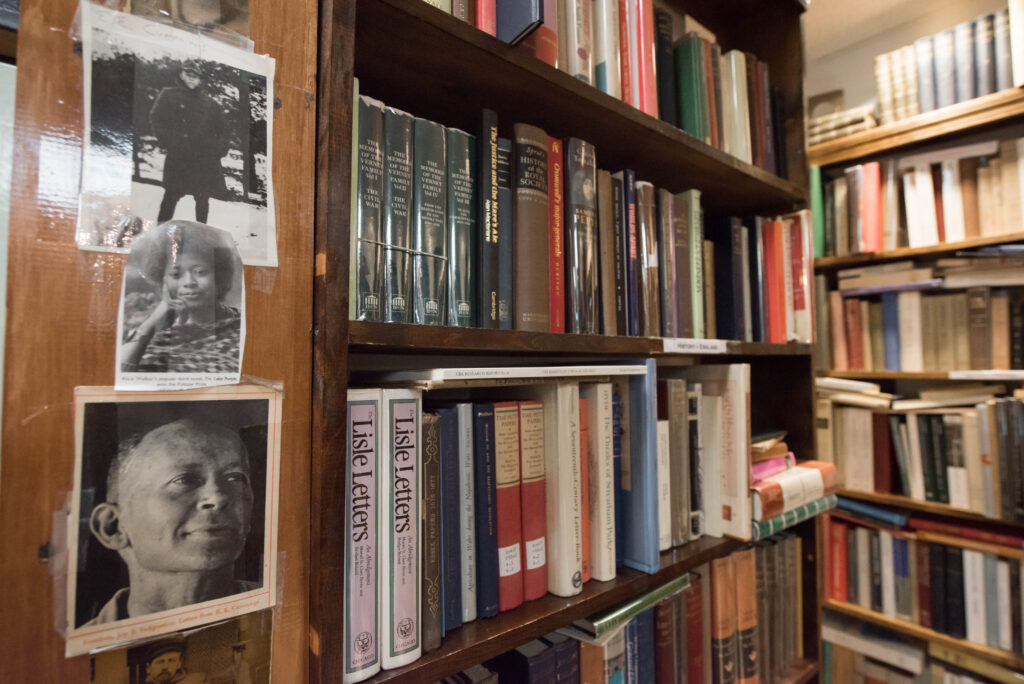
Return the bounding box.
[77,2,276,266]
[66,385,282,656]
[116,220,245,391]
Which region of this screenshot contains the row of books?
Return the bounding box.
[819,392,1024,523]
[806,105,876,147]
[825,624,1021,684]
[809,136,1024,259]
[873,8,1018,126]
[342,362,829,680]
[825,505,1024,657]
[820,280,1024,373]
[353,91,813,342]
[430,0,790,175]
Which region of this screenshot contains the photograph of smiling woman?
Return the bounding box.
[65,387,282,656]
[116,220,245,391]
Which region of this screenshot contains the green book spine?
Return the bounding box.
[383,107,415,323]
[930,414,950,504]
[810,165,825,259]
[412,117,448,326]
[918,415,938,502]
[675,37,705,142]
[446,128,476,327]
[750,494,837,541]
[355,95,385,322]
[590,572,691,637]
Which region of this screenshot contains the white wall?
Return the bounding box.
[805,0,1008,110]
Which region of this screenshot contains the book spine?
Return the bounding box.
[995,9,1013,91]
[654,598,676,683]
[519,0,558,67]
[623,360,660,572]
[656,189,677,337]
[583,384,616,582]
[668,378,689,547]
[497,137,514,330]
[345,390,381,681]
[549,137,565,333]
[618,0,632,106]
[445,128,477,327]
[355,97,384,322]
[751,494,836,540]
[380,389,421,669]
[673,191,694,338]
[657,418,671,550]
[420,412,442,652]
[635,0,658,116]
[383,107,414,323]
[968,287,992,369]
[688,384,704,539]
[635,181,661,337]
[946,546,967,639]
[519,400,548,600]
[611,172,628,335]
[732,218,747,339]
[828,519,849,601]
[513,123,550,333]
[563,0,593,83]
[493,402,524,612]
[934,29,956,108]
[869,528,882,612]
[565,138,599,334]
[580,398,593,580]
[478,109,499,328]
[975,14,996,96]
[457,403,477,623]
[636,608,656,683]
[613,389,626,568]
[476,0,496,35]
[548,382,584,596]
[412,117,448,326]
[711,555,738,684]
[593,0,621,97]
[734,548,759,684]
[438,408,462,634]
[473,403,499,618]
[687,574,705,684]
[954,21,976,103]
[597,170,617,336]
[624,169,640,336]
[759,62,775,175]
[653,8,677,126]
[675,37,704,141]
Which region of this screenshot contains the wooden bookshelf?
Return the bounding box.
[370,537,742,683]
[780,659,820,684]
[822,369,1024,381]
[807,87,1024,167]
[837,489,1024,528]
[352,0,807,216]
[823,599,1024,672]
[814,232,1024,270]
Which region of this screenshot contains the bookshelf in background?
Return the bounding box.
[317,0,823,683]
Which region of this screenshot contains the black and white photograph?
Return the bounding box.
[116,220,245,391]
[77,2,277,266]
[66,385,282,656]
[90,609,272,684]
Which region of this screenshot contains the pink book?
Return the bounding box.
[860,161,883,253]
[750,452,796,485]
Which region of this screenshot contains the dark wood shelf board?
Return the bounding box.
[369,536,742,683]
[353,0,806,216]
[837,489,1024,529]
[808,87,1024,167]
[814,232,1024,270]
[824,599,1024,672]
[780,659,819,684]
[821,370,953,380]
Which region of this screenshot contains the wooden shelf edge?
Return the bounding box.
[369,537,742,683]
[836,489,1024,528]
[821,369,1024,381]
[823,599,1024,672]
[780,659,819,684]
[807,87,1024,167]
[814,232,1024,270]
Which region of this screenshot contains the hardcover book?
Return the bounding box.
[549,137,566,333]
[493,402,524,611]
[473,402,500,618]
[497,137,514,330]
[635,181,661,337]
[519,400,548,600]
[566,138,599,334]
[457,402,477,623]
[446,128,477,327]
[412,117,447,326]
[382,107,415,323]
[477,109,500,328]
[711,555,738,684]
[597,169,617,335]
[420,412,442,652]
[656,189,677,337]
[513,123,551,333]
[436,407,462,634]
[354,96,384,323]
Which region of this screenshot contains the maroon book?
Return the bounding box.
[654,598,676,683]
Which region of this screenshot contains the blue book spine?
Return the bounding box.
[623,169,640,337]
[624,617,639,684]
[438,408,462,634]
[612,391,625,568]
[893,536,909,617]
[836,496,908,527]
[473,403,500,617]
[636,608,655,684]
[497,138,514,330]
[953,21,976,103]
[623,358,660,573]
[915,36,937,113]
[496,0,542,45]
[881,292,901,371]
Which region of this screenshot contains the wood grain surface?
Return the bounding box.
[0,0,316,679]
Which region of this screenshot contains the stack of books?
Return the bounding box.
[872,8,1018,126]
[353,89,814,342]
[809,136,1024,260]
[807,105,877,147]
[825,501,1024,656]
[425,0,790,175]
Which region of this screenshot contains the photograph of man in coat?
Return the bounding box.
[149,65,229,224]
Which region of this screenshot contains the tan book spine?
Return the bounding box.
[968,287,992,370]
[734,548,759,683]
[920,294,937,372]
[859,299,873,371]
[513,123,551,332]
[704,239,717,339]
[597,169,617,335]
[999,139,1023,236]
[991,289,1011,370]
[578,641,604,684]
[711,555,738,683]
[636,181,661,337]
[829,290,848,371]
[935,294,955,372]
[959,157,981,239]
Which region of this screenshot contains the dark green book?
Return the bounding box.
[383,106,415,323]
[928,414,950,504]
[446,127,476,328]
[478,108,499,328]
[355,95,385,322]
[674,34,707,144]
[412,117,447,326]
[565,137,598,334]
[917,414,938,502]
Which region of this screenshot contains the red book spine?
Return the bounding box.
[843,298,864,370]
[861,161,883,253]
[519,0,558,67]
[493,402,524,611]
[548,137,565,333]
[703,39,719,149]
[790,212,809,325]
[763,220,787,343]
[917,539,932,628]
[636,0,658,116]
[908,517,1024,548]
[518,400,548,601]
[654,598,676,682]
[686,575,705,684]
[828,518,849,602]
[475,0,496,36]
[932,164,946,243]
[618,0,632,106]
[872,412,894,493]
[579,398,592,584]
